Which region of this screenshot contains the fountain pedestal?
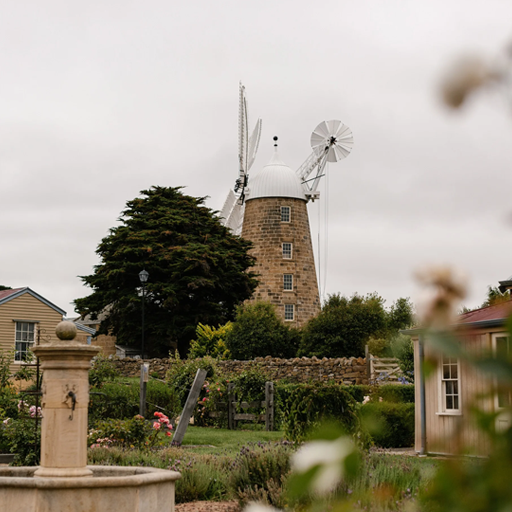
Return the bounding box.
[0,321,180,511]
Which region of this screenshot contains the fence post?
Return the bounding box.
[139,362,149,417]
[228,383,235,430]
[365,344,371,382]
[172,368,207,446]
[265,381,274,431]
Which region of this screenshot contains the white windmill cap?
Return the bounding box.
[245,138,306,202]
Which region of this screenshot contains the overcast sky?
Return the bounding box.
[1,1,511,317]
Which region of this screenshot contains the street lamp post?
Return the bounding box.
[138,269,149,359]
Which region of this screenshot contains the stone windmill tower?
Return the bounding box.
[221,84,353,327]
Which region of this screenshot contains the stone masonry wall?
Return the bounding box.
[242,197,320,328]
[113,356,369,385]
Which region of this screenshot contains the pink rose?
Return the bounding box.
[153,422,161,430]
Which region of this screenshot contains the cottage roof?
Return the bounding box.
[402,299,512,335]
[246,147,306,202]
[458,300,512,325]
[0,287,66,316]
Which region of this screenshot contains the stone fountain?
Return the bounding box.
[0,321,180,512]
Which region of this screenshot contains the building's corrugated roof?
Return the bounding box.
[0,288,23,302]
[246,148,306,202]
[0,287,66,316]
[458,300,512,324]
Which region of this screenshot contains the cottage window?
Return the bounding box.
[493,334,511,408]
[440,356,460,412]
[15,322,36,362]
[284,304,294,321]
[281,206,291,222]
[282,243,292,259]
[283,274,293,291]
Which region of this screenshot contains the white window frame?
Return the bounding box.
[14,321,36,362]
[492,333,511,410]
[437,356,461,415]
[281,206,291,223]
[284,304,294,321]
[282,242,293,259]
[283,274,293,291]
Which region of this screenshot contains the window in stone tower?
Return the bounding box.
[284,304,294,321]
[283,274,293,290]
[281,206,291,222]
[282,243,292,259]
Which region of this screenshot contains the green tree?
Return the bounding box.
[226,302,300,359]
[0,286,12,291]
[298,293,387,358]
[74,186,258,357]
[386,297,414,332]
[481,285,511,308]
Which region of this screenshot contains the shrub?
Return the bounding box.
[3,418,40,465]
[226,302,299,359]
[229,441,293,508]
[89,354,120,388]
[88,415,152,449]
[275,383,360,442]
[166,355,220,408]
[89,379,179,423]
[377,384,415,403]
[359,402,415,448]
[88,446,231,503]
[188,323,233,359]
[298,293,388,358]
[390,333,414,376]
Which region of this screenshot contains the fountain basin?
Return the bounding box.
[0,465,181,512]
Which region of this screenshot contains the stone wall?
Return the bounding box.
[113,356,369,385]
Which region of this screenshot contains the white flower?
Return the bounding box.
[291,437,355,495]
[362,395,370,405]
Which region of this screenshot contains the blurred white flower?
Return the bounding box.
[415,265,468,329]
[292,437,355,495]
[362,395,370,405]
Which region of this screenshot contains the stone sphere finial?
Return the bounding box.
[55,321,77,341]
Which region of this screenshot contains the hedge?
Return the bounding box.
[275,383,359,442]
[89,379,179,424]
[359,402,415,448]
[343,384,414,404]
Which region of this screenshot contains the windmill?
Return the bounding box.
[220,85,354,327]
[219,82,262,235]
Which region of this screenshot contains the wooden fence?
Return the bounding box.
[208,381,274,431]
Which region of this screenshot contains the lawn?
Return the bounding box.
[177,426,285,455]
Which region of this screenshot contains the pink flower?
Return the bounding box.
[202,397,207,402]
[165,431,172,437]
[154,412,163,418]
[217,388,220,391]
[153,422,161,430]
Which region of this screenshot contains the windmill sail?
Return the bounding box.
[220,83,262,235]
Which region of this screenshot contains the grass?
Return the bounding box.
[177,426,285,455]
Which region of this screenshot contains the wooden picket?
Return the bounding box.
[211,381,274,431]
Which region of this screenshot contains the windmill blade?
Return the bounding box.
[220,189,237,224]
[310,120,354,163]
[219,189,245,235]
[247,118,262,171]
[238,83,249,175]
